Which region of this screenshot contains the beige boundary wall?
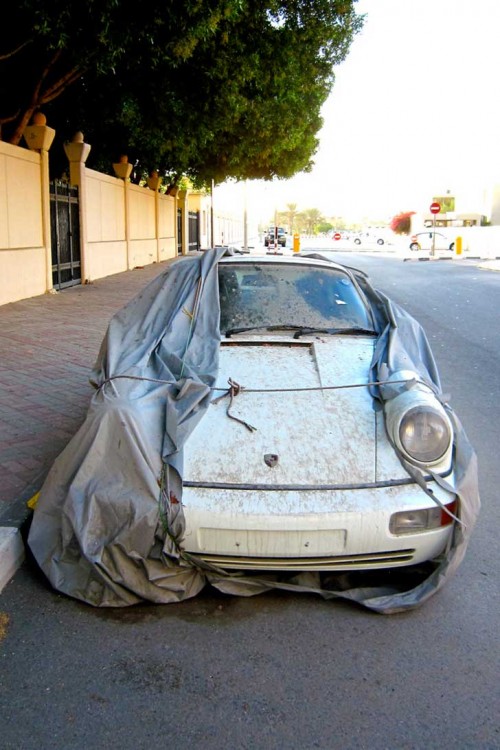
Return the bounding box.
[0,134,243,307]
[83,169,177,282]
[187,190,243,250]
[0,137,181,306]
[0,141,48,305]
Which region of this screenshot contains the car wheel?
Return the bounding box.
[354,238,361,245]
[377,238,384,245]
[410,242,420,251]
[449,242,455,251]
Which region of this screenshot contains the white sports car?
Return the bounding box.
[181,254,458,572]
[28,249,478,611]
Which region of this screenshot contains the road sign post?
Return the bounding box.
[429,202,441,257]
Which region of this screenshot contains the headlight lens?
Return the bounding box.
[399,406,451,463]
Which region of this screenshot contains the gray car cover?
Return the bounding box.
[28,248,480,613]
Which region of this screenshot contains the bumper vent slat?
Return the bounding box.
[195,549,415,572]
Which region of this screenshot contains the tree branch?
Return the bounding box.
[8,49,63,144]
[0,39,32,61]
[0,110,21,126]
[39,65,87,104]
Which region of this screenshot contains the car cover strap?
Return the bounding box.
[211,378,257,432]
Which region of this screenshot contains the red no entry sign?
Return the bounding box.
[430,201,441,214]
[334,232,341,240]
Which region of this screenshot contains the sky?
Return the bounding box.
[215,0,500,226]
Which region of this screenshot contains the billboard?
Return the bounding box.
[433,196,455,213]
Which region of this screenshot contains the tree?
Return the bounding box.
[298,207,324,235]
[390,211,416,235]
[317,221,334,234]
[330,215,347,230]
[0,1,364,188]
[276,203,299,233]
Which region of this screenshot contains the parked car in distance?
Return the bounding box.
[410,231,455,252]
[264,226,287,247]
[352,231,387,246]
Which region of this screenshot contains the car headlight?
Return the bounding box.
[383,379,453,469]
[399,405,451,463]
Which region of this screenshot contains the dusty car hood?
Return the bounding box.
[183,335,389,486]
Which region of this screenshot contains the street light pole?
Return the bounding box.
[243,180,248,253]
[210,178,215,248]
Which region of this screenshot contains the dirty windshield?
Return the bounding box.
[218,262,374,334]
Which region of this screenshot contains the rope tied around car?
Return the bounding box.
[95,373,445,441]
[95,373,433,396]
[211,378,257,432]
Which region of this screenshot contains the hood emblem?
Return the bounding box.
[264,453,279,468]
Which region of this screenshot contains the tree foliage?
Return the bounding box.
[0,1,364,188]
[390,211,415,235]
[277,203,299,233]
[297,207,324,234]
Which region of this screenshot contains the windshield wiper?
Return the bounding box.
[224,324,376,339]
[225,324,306,338]
[292,326,376,339]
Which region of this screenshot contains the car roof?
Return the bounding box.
[219,252,367,281]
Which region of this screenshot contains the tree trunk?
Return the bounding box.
[10,108,35,146]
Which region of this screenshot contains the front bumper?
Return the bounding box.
[181,480,456,571]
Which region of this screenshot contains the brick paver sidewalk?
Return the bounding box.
[0,259,177,526]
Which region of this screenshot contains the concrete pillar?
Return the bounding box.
[113,156,133,269]
[147,171,163,262]
[64,132,91,282]
[23,113,56,294]
[178,190,189,255]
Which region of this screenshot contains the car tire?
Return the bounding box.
[354,238,361,245]
[377,239,384,245]
[410,242,420,251]
[449,242,455,251]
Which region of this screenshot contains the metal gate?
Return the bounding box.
[50,181,81,289]
[177,208,200,253]
[177,208,183,255]
[189,210,200,252]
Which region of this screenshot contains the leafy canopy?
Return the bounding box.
[0,1,364,188]
[390,211,416,235]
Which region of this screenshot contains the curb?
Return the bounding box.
[0,527,25,594]
[403,255,499,263]
[405,256,453,262]
[0,472,44,594]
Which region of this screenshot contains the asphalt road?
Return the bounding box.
[1,253,499,750]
